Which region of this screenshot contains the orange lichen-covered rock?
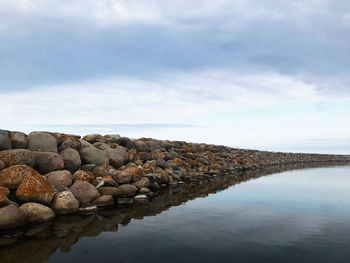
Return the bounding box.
[123,165,143,181]
[0,149,35,167]
[0,165,39,189]
[16,174,54,205]
[73,170,95,183]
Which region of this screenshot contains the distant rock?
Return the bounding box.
[28,132,58,153]
[106,148,124,168]
[118,184,138,197]
[134,140,150,152]
[19,202,55,223]
[103,134,121,143]
[82,134,103,144]
[58,137,81,152]
[115,137,134,149]
[0,149,35,167]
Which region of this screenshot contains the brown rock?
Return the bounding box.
[0,204,26,229]
[98,186,121,196]
[73,170,95,182]
[82,134,103,144]
[118,184,138,197]
[139,187,151,194]
[102,175,118,187]
[109,170,131,184]
[133,177,150,189]
[0,149,35,167]
[45,170,73,187]
[35,152,64,174]
[58,137,81,152]
[0,160,5,171]
[0,192,10,207]
[92,163,108,177]
[92,195,114,207]
[51,190,79,214]
[10,131,28,149]
[16,174,55,205]
[0,165,39,189]
[19,202,55,223]
[106,148,124,168]
[128,149,139,162]
[60,148,81,173]
[28,132,58,153]
[0,186,10,197]
[150,150,165,160]
[123,166,143,181]
[70,181,100,204]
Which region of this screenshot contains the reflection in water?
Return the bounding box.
[0,163,349,263]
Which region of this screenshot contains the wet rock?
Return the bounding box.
[10,131,28,149]
[0,165,39,189]
[98,186,121,196]
[73,170,95,183]
[60,148,81,173]
[133,177,150,189]
[150,182,161,190]
[134,195,148,203]
[35,152,64,174]
[115,137,134,149]
[0,204,27,229]
[118,184,138,197]
[144,173,156,183]
[80,146,109,165]
[134,140,149,152]
[45,170,73,187]
[51,191,79,214]
[70,181,100,204]
[28,132,58,152]
[0,132,11,151]
[16,174,55,205]
[105,149,124,168]
[0,149,35,167]
[109,170,132,184]
[58,137,81,152]
[82,134,103,144]
[19,202,55,223]
[92,195,114,207]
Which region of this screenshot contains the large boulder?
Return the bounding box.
[10,131,28,149]
[108,170,131,184]
[0,165,39,189]
[58,137,81,152]
[28,132,58,152]
[51,190,79,214]
[92,195,114,207]
[115,137,134,149]
[0,149,35,167]
[106,149,124,168]
[19,202,55,223]
[0,131,11,151]
[70,181,100,204]
[73,170,95,182]
[82,134,103,144]
[35,152,64,174]
[16,174,55,205]
[0,204,27,229]
[45,170,73,188]
[133,177,150,189]
[79,146,109,165]
[118,184,138,197]
[60,148,81,173]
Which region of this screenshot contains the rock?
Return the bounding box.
[60,148,81,173]
[34,152,64,174]
[133,177,150,189]
[0,186,10,197]
[139,187,151,194]
[156,159,168,169]
[0,160,5,171]
[150,182,161,190]
[168,150,178,159]
[115,137,134,149]
[98,187,121,196]
[79,139,93,149]
[53,185,69,193]
[82,134,103,144]
[81,164,96,171]
[19,202,55,223]
[58,137,81,152]
[106,149,124,168]
[70,181,100,204]
[103,134,121,143]
[51,191,79,214]
[28,132,58,152]
[123,166,143,181]
[80,146,109,165]
[134,141,149,152]
[134,195,148,203]
[0,204,27,229]
[102,175,118,187]
[0,132,11,151]
[10,132,28,149]
[128,149,139,162]
[16,174,54,205]
[150,150,165,160]
[93,142,111,150]
[0,192,10,207]
[144,173,156,183]
[73,170,94,182]
[0,165,39,189]
[118,184,138,197]
[109,170,132,184]
[79,206,98,214]
[92,195,114,207]
[92,164,108,177]
[0,149,35,167]
[45,170,73,187]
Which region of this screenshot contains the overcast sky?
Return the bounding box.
[0,0,349,153]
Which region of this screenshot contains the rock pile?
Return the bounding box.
[0,129,349,230]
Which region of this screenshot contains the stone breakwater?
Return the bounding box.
[0,129,349,230]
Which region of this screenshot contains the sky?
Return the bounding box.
[0,0,350,153]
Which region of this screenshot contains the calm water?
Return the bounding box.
[1,164,350,263]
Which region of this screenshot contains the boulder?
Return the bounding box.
[150,150,165,160]
[0,149,35,167]
[70,181,100,204]
[0,132,11,151]
[0,165,39,189]
[73,170,94,183]
[60,148,81,173]
[45,170,73,188]
[0,160,5,171]
[79,146,109,165]
[92,164,108,177]
[58,137,81,152]
[51,191,79,214]
[79,139,93,149]
[0,186,10,197]
[10,131,28,149]
[103,134,121,143]
[93,142,110,150]
[35,152,64,174]
[139,152,151,161]
[16,174,55,205]
[0,192,10,207]
[115,137,134,149]
[123,166,143,181]
[128,149,139,162]
[92,195,114,207]
[139,187,151,194]
[133,177,150,189]
[106,149,124,168]
[19,202,55,223]
[0,204,27,229]
[156,159,169,169]
[134,141,149,152]
[28,132,58,152]
[98,186,121,196]
[82,134,103,144]
[109,170,131,184]
[118,184,138,197]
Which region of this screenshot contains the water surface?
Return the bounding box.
[1,164,350,263]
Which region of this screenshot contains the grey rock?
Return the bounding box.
[134,141,150,152]
[106,149,124,168]
[93,142,110,150]
[10,131,28,149]
[35,152,64,174]
[79,139,93,149]
[19,202,55,223]
[80,146,109,165]
[0,204,27,229]
[0,133,11,151]
[60,148,81,173]
[139,152,151,161]
[51,191,79,214]
[28,132,58,153]
[156,159,169,169]
[82,134,103,144]
[70,181,100,204]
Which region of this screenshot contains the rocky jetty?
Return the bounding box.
[0,129,349,230]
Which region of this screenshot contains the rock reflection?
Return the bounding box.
[0,162,348,263]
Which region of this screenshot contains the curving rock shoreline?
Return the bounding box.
[0,129,349,230]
